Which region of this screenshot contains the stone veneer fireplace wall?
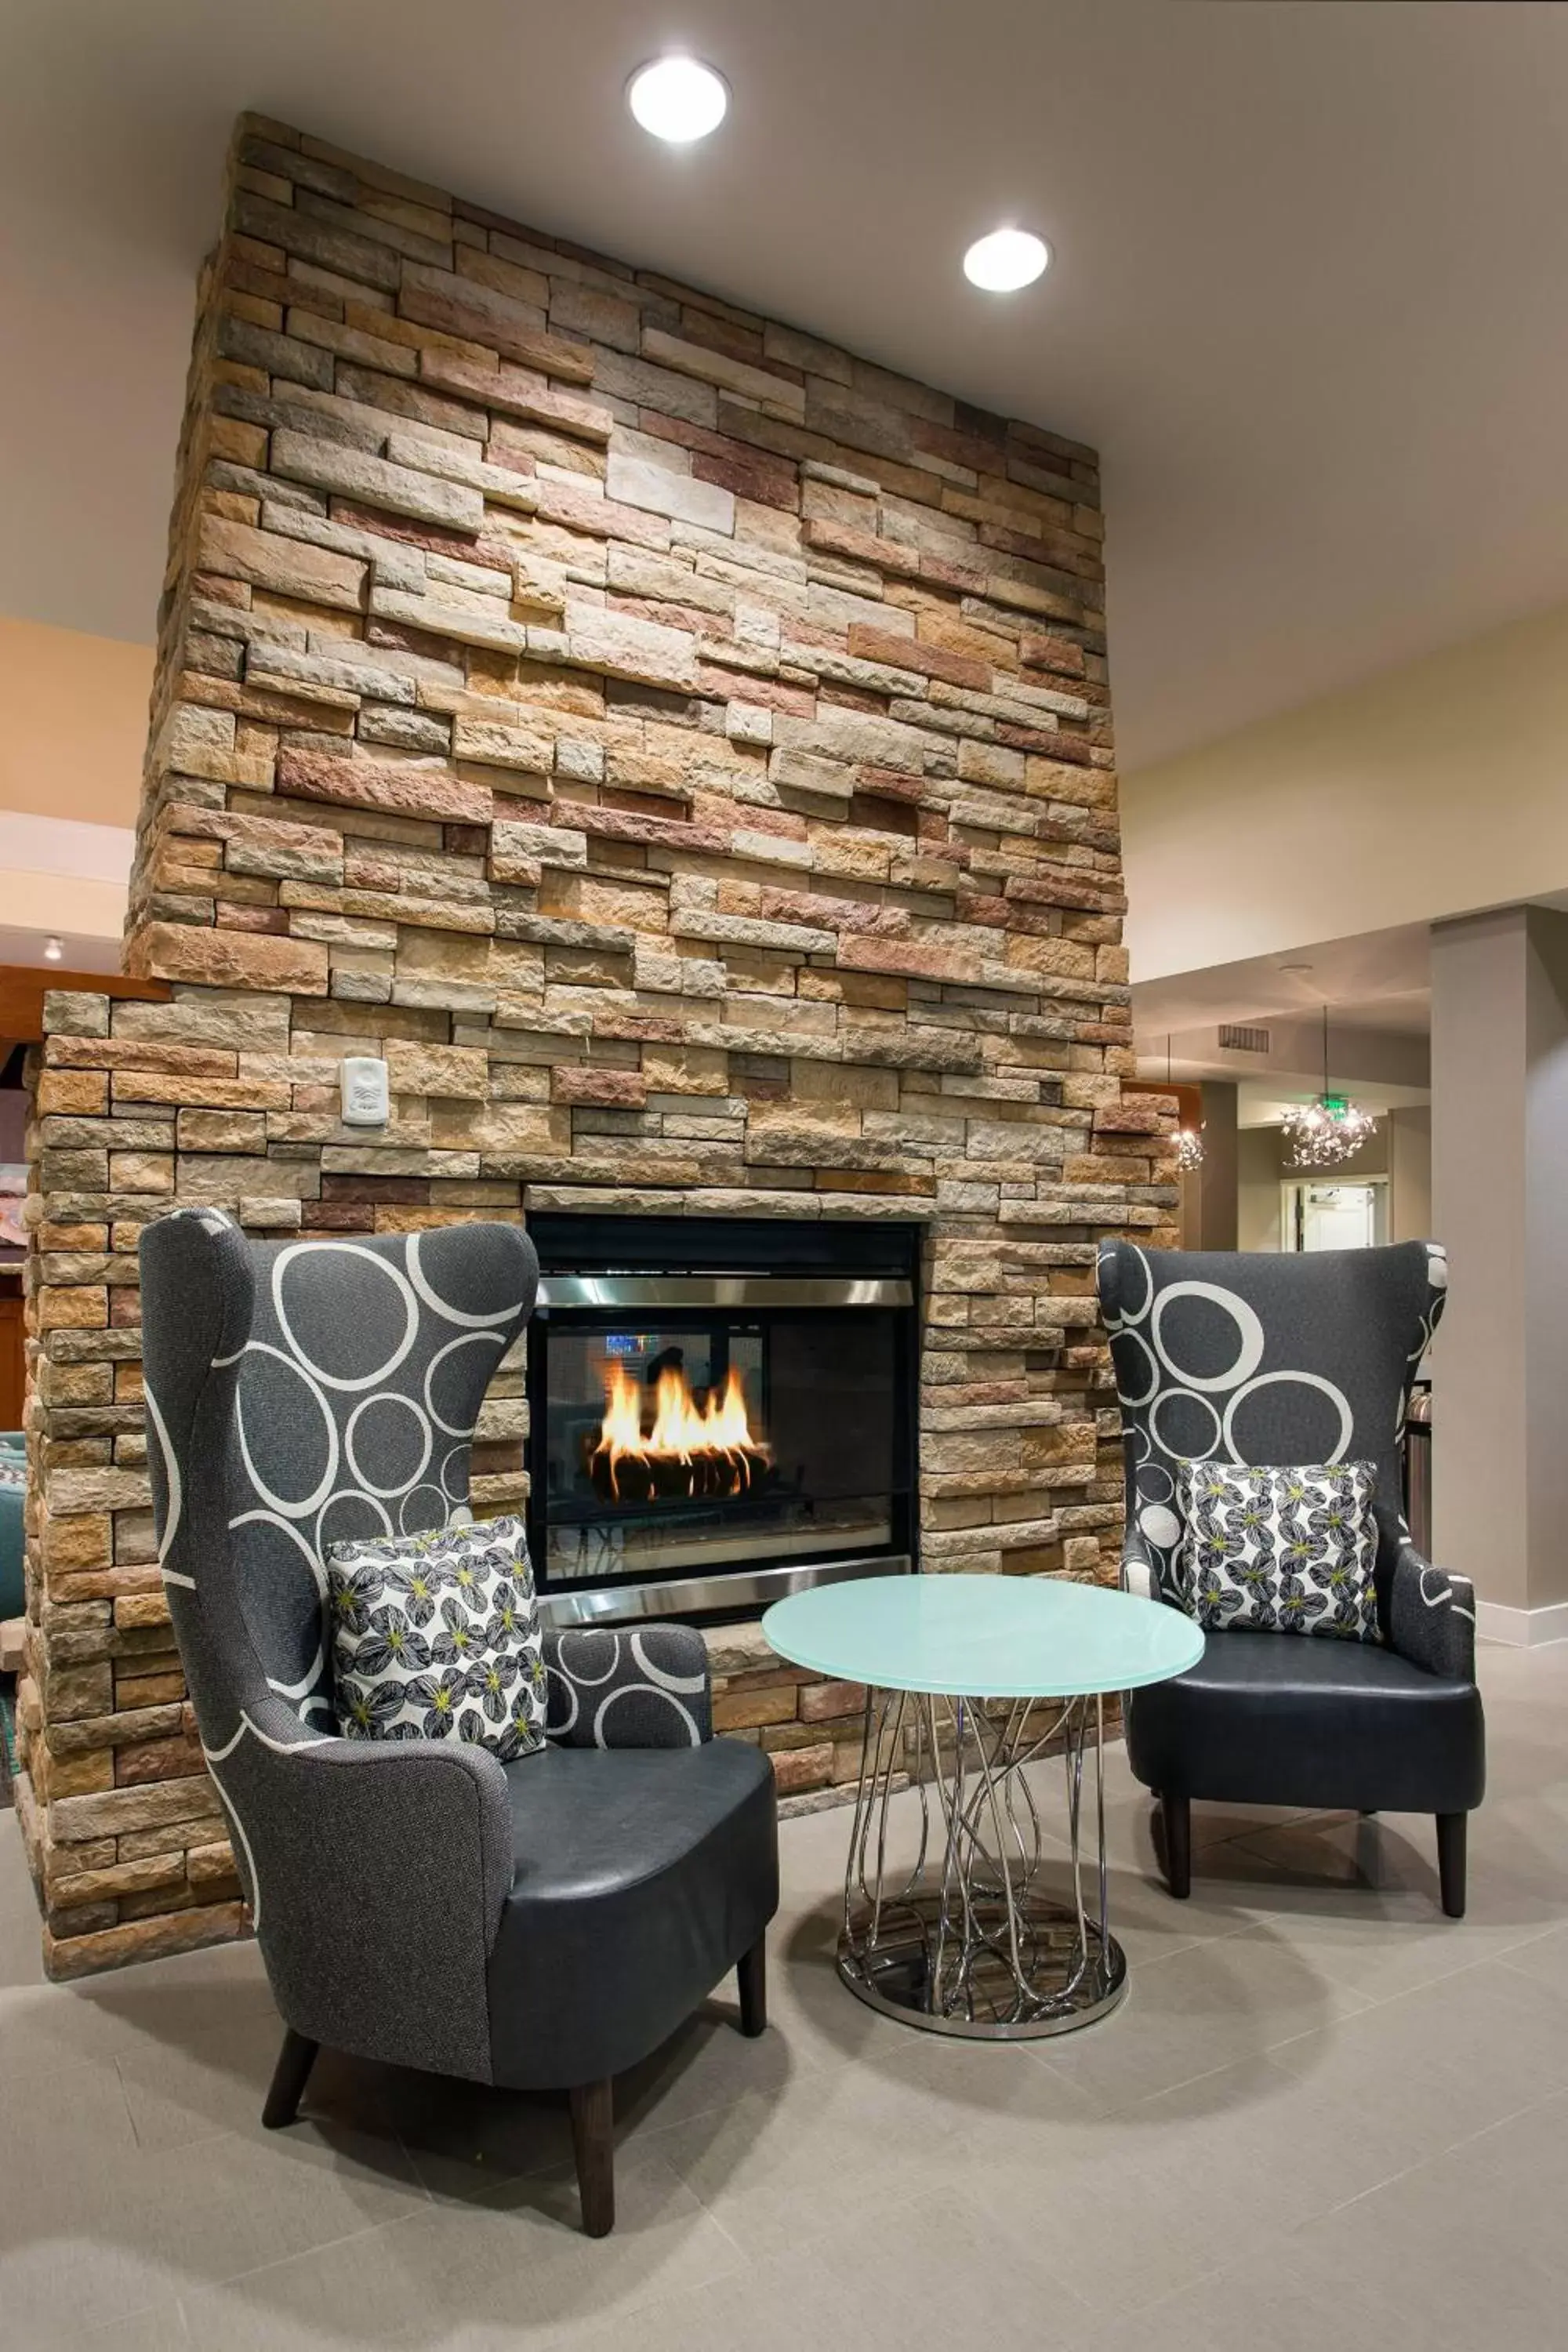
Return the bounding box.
[14,114,1174,1976]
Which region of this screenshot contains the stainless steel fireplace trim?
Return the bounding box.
[536,1276,912,1312]
[541,1552,913,1628]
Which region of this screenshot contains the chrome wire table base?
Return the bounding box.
[838,1686,1127,2038]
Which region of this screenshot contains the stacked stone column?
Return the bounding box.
[16,114,1173,1974]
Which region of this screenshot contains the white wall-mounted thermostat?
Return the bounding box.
[339,1056,390,1127]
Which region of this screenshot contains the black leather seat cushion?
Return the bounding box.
[1126,1628,1486,1817]
[485,1737,779,2089]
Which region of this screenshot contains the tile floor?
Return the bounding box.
[4,1638,1568,2350]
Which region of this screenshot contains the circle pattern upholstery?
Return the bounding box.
[545,1628,710,1748]
[1097,1239,1448,1607]
[143,1213,529,1726]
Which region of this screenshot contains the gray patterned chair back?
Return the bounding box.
[1096,1239,1445,1618]
[140,1209,539,1744]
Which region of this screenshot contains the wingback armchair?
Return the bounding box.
[1096,1239,1484,1915]
[138,1209,779,2235]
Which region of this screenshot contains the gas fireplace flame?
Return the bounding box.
[591,1364,770,1501]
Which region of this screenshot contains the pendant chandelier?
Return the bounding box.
[1166,1039,1204,1171]
[1279,1008,1377,1169]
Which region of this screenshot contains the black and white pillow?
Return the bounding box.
[326,1513,546,1760]
[1175,1461,1379,1641]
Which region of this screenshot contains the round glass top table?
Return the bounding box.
[762,1574,1203,2038]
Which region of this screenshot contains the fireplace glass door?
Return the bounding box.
[529,1280,913,1610]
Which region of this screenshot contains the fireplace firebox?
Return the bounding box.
[525,1217,918,1624]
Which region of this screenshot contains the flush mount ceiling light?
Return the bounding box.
[43,937,64,964]
[963,227,1050,292]
[627,55,729,143]
[1279,1008,1377,1170]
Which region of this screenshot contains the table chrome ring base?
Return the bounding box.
[838,1897,1128,2038]
[841,1683,1123,2039]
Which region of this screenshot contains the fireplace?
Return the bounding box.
[525,1217,918,1624]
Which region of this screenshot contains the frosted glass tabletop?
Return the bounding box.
[762,1573,1203,1700]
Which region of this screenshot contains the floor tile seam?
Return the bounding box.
[1492,1940,1568,1989]
[1278,2147,1513,2252]
[169,2204,438,2305]
[877,2178,1105,2321]
[407,2132,605,2212]
[1225,2087,1568,2256]
[647,2136,922,2254]
[1094,2248,1259,2324]
[1261,1944,1542,2063]
[1006,2037,1105,2101]
[0,2037,145,2109]
[1125,2107,1561,2328]
[523,2238,766,2352]
[401,2143,563,2203]
[452,2134,753,2249]
[1091,2226,1417,2337]
[1319,1925,1568,2003]
[1111,1908,1286,1976]
[619,2039,930,2150]
[1203,1890,1568,1963]
[1428,2082,1568,2162]
[392,2128,478,2204]
[112,2056,249,2163]
[399,2111,756,2210]
[1065,2043,1300,2120]
[37,2296,189,2352]
[1216,1828,1546,1923]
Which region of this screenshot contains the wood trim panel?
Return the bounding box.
[0,967,169,1044]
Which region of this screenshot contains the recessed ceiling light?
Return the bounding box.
[963,227,1050,292]
[627,56,729,143]
[43,937,64,963]
[1279,962,1314,974]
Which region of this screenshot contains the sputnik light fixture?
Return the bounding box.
[1279,1007,1377,1169]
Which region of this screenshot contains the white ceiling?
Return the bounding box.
[1133,921,1432,1043]
[5,2,1568,770]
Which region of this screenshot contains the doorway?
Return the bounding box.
[1281,1178,1389,1252]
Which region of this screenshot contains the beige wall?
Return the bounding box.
[1389,1105,1432,1242]
[1232,1112,1431,1254]
[0,615,147,949]
[0,615,150,827]
[1237,1126,1286,1251]
[1195,1081,1239,1250]
[0,865,126,942]
[1429,908,1568,1624]
[1430,912,1530,1613]
[1122,599,1568,982]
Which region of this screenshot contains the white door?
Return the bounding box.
[1283,1180,1388,1251]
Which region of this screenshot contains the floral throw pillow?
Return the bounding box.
[1174,1461,1379,1641]
[325,1514,546,1760]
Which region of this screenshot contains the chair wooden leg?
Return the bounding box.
[737,1935,768,2037]
[1436,1812,1467,1919]
[262,2028,318,2129]
[569,2078,615,2238]
[1161,1791,1192,1900]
